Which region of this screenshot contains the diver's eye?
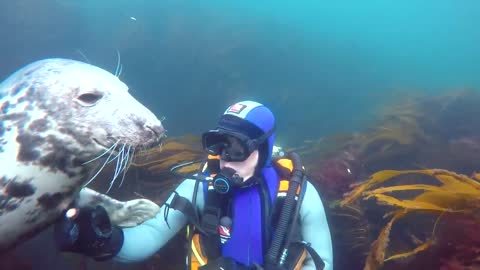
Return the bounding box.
[77,93,103,105]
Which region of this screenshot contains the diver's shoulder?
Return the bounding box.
[180,178,198,186]
[174,178,199,194]
[303,179,318,194]
[301,180,325,205]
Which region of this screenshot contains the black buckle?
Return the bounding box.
[164,191,198,229]
[201,206,221,235]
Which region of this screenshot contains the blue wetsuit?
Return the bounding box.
[114,178,333,270]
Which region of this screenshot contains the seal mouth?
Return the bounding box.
[142,135,165,149]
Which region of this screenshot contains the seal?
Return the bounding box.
[0,58,165,253]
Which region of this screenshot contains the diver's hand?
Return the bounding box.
[54,205,124,261]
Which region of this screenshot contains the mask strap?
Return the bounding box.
[249,125,275,150]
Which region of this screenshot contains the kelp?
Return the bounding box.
[341,169,480,270]
[132,135,205,175]
[286,92,480,269]
[351,96,430,156]
[331,203,371,245]
[364,210,406,270]
[329,202,374,270]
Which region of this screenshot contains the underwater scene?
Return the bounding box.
[1,0,480,269]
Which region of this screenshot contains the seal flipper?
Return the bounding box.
[75,188,160,227]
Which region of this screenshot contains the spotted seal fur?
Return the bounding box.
[0,58,164,252]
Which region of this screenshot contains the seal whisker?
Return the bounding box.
[108,143,126,164]
[127,147,136,169]
[112,143,128,180]
[110,148,123,185]
[75,49,91,64]
[83,140,120,187]
[106,176,117,194]
[117,64,123,78]
[114,50,123,78]
[118,145,133,188]
[82,139,120,165]
[130,146,138,164]
[128,147,137,166]
[106,145,125,193]
[123,147,136,178]
[121,145,132,169]
[107,143,132,193]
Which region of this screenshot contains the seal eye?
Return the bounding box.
[77,93,103,105]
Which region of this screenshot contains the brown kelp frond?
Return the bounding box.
[431,169,480,190]
[364,193,457,213]
[385,212,444,262]
[329,201,373,263]
[384,239,434,262]
[341,169,480,206]
[363,184,445,195]
[350,96,431,156]
[132,135,205,175]
[342,169,480,270]
[341,170,421,206]
[364,210,406,270]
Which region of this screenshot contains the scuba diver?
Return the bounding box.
[54,101,333,270]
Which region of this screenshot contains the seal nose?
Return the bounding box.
[146,124,165,137]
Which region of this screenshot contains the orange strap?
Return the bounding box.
[190,234,208,270]
[293,248,308,270]
[278,180,301,195]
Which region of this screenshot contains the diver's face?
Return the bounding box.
[220,149,259,182]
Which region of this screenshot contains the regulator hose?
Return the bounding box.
[265,151,304,268]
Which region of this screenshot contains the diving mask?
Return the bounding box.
[202,127,275,162]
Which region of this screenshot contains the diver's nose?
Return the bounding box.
[146,124,165,137]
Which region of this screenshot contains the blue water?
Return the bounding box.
[1,1,480,269]
[1,0,479,146]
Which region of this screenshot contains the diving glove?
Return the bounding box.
[54,205,124,261]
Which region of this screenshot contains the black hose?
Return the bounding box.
[169,159,209,224]
[280,172,306,266]
[265,151,304,267]
[169,159,206,178]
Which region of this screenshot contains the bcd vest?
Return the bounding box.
[166,155,324,270]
